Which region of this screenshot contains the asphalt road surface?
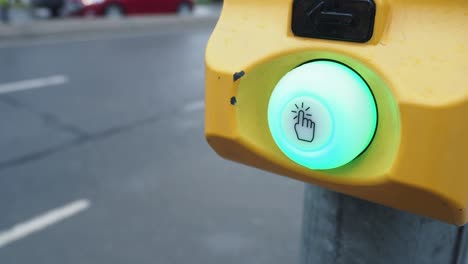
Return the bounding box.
[0,19,304,263]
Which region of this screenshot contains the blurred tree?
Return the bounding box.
[0,0,9,23]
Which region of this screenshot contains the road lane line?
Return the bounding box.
[0,75,68,95]
[0,199,90,248]
[184,100,205,112]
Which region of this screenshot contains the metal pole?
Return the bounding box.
[300,184,468,264]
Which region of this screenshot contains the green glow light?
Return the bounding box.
[267,60,377,170]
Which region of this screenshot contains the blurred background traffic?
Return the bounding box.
[0,0,221,23]
[0,0,304,263]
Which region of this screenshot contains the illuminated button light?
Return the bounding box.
[268,60,377,170]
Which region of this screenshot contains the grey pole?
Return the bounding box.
[300,184,468,264]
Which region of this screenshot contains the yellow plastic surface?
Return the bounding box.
[205,0,468,225]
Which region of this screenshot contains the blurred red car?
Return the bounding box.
[64,0,194,17]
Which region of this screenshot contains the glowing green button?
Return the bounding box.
[268,60,377,170]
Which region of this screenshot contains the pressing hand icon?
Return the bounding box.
[294,110,315,142]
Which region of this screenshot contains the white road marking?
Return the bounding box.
[184,100,205,112]
[0,75,68,95]
[0,199,90,249]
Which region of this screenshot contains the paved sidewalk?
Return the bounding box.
[0,14,219,39]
